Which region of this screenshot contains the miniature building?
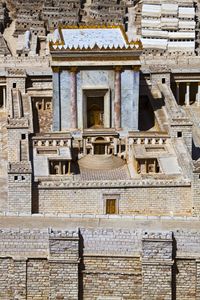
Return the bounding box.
[1,1,200,299]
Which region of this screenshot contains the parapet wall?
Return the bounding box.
[0,225,200,299]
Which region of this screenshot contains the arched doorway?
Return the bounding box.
[93,137,106,155]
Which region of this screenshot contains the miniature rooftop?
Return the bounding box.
[51,25,142,50]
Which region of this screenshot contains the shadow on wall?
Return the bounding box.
[79,232,85,300]
[139,73,165,131]
[172,233,178,300]
[192,139,200,160]
[32,181,39,214]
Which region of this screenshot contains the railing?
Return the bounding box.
[128,132,169,145]
[32,133,72,148]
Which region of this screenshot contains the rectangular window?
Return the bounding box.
[37,149,57,155]
[106,199,116,214]
[177,131,182,138]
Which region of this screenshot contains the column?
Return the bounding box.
[185,82,190,106]
[52,67,61,131]
[114,67,122,129]
[176,82,180,104]
[105,145,108,155]
[68,161,71,175]
[70,67,77,129]
[132,66,140,131]
[196,83,200,106]
[3,86,6,108]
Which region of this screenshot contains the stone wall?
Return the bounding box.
[37,183,192,216]
[0,226,200,299]
[82,256,142,299]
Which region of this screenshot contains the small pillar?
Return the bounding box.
[176,82,180,104]
[3,86,6,108]
[114,138,118,155]
[52,67,61,131]
[83,139,87,156]
[114,67,122,129]
[105,145,108,155]
[68,161,71,175]
[185,83,190,106]
[196,83,200,106]
[70,67,78,129]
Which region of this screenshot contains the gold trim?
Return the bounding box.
[114,66,122,72]
[50,45,142,51]
[52,56,139,62]
[70,67,78,73]
[52,67,60,73]
[132,66,141,71]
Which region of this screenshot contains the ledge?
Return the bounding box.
[37,178,191,189]
[0,212,197,221]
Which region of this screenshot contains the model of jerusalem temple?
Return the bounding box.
[0,0,200,299]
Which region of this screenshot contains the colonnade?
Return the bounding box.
[56,67,124,130]
[176,82,200,106]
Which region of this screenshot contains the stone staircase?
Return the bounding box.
[173,138,193,179]
[185,106,200,150]
[158,83,184,119]
[20,139,28,161]
[147,88,169,132]
[78,154,126,170]
[11,88,22,118]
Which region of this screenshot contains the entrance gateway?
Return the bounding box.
[83,89,111,129]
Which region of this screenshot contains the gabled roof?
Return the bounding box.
[50,25,142,51]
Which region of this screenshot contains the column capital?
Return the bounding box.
[52,67,60,73]
[114,66,122,72]
[132,65,141,72]
[70,67,78,73]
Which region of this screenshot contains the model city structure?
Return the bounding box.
[0,0,200,299]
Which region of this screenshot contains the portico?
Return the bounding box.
[50,26,142,135]
[174,72,200,106]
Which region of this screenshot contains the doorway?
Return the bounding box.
[93,137,106,155]
[83,89,110,129]
[87,96,104,128]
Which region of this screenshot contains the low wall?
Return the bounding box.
[36,180,192,216]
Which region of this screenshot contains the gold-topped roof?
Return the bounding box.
[49,25,143,52]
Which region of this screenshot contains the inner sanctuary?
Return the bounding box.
[1,0,200,299]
